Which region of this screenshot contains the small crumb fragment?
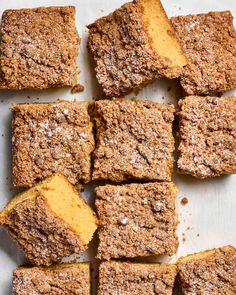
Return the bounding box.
[182,233,186,243]
[167,86,171,92]
[71,83,84,94]
[197,233,200,237]
[181,197,188,205]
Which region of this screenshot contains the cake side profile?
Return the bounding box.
[96,182,178,260]
[98,261,177,295]
[177,246,236,295]
[171,11,236,95]
[88,0,187,97]
[177,96,236,178]
[93,99,175,182]
[12,101,94,187]
[13,263,90,295]
[0,174,98,266]
[0,6,80,89]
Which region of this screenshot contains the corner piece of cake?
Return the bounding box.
[95,182,178,260]
[177,96,236,179]
[87,0,187,97]
[177,246,236,295]
[0,6,80,89]
[12,101,94,187]
[0,174,98,266]
[171,11,236,95]
[13,263,90,295]
[98,261,177,295]
[93,99,175,182]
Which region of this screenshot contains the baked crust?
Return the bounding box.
[13,263,90,294]
[88,0,187,97]
[98,261,177,295]
[1,194,85,266]
[0,6,80,89]
[93,99,175,182]
[177,246,236,295]
[177,96,236,178]
[12,101,94,187]
[171,11,236,95]
[95,182,178,260]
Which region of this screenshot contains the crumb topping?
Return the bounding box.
[0,6,80,89]
[178,96,236,178]
[98,262,177,295]
[95,182,178,260]
[171,11,236,95]
[13,264,90,294]
[2,194,85,266]
[88,1,183,97]
[93,99,175,182]
[178,246,236,295]
[12,101,94,187]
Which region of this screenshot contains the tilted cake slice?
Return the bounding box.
[0,174,98,266]
[88,0,188,97]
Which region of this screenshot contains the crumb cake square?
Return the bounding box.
[0,6,80,89]
[177,96,236,179]
[13,263,90,295]
[93,99,175,182]
[0,174,98,266]
[177,246,236,295]
[171,11,236,95]
[12,101,94,187]
[95,182,178,260]
[98,261,177,295]
[87,0,187,97]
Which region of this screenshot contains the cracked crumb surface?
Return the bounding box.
[0,6,80,89]
[98,261,177,295]
[13,263,90,294]
[177,246,236,295]
[93,99,175,182]
[87,0,187,97]
[12,101,94,187]
[95,182,178,260]
[171,11,236,95]
[177,96,236,179]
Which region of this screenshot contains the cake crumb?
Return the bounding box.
[181,197,188,205]
[71,83,85,93]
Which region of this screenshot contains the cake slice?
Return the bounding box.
[88,0,187,97]
[13,263,90,295]
[96,182,178,260]
[12,101,94,187]
[93,99,175,182]
[0,174,98,266]
[171,11,236,95]
[177,96,236,178]
[177,246,236,294]
[0,6,80,89]
[98,261,177,295]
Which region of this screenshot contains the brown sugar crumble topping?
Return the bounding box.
[12,101,94,187]
[0,6,80,89]
[177,246,236,295]
[93,99,175,183]
[98,261,177,295]
[95,182,179,260]
[178,96,236,179]
[13,264,90,294]
[87,0,187,97]
[171,11,236,95]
